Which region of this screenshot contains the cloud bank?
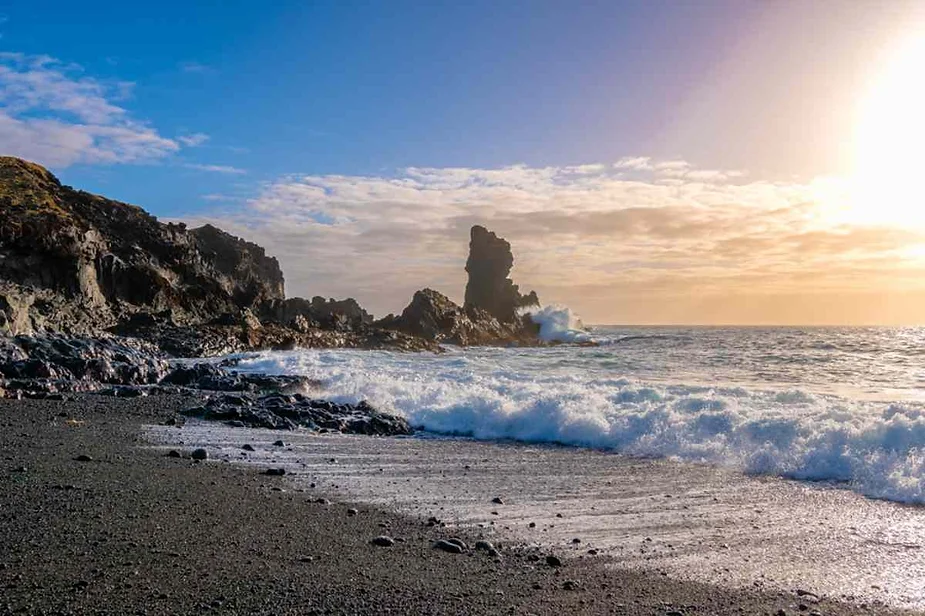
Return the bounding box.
[0,53,180,167]
[190,161,925,323]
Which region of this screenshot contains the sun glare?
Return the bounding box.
[848,33,925,226]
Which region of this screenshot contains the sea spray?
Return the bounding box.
[521,304,593,343]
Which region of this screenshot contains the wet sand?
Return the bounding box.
[0,395,915,615]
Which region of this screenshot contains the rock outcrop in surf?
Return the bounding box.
[378,288,538,346]
[464,225,539,321]
[380,226,541,345]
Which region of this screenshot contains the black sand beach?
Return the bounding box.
[0,395,911,615]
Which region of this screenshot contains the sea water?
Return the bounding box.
[226,314,925,505]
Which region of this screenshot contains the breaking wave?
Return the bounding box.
[233,345,925,505]
[522,304,593,343]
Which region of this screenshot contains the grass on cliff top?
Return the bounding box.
[0,156,74,221]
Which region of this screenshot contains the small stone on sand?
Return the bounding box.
[371,536,395,547]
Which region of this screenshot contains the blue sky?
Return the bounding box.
[3,1,925,323]
[2,0,770,214]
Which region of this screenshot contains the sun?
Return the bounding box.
[847,33,925,226]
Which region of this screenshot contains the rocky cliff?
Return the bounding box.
[0,157,285,335]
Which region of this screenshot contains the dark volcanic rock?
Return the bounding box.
[0,157,437,356]
[464,225,539,322]
[113,318,437,358]
[379,288,539,346]
[188,224,285,309]
[370,535,395,547]
[0,157,285,336]
[262,296,373,333]
[0,334,169,396]
[434,539,465,554]
[181,393,412,436]
[160,362,317,394]
[378,226,542,346]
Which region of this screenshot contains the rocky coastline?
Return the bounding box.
[0,156,541,356]
[0,155,550,431]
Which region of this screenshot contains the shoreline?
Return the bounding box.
[1,395,912,615]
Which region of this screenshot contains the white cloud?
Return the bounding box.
[184,163,246,175]
[177,132,209,147]
[0,52,186,167]
[614,156,653,171]
[187,160,922,321]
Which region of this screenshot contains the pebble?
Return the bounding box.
[190,449,208,461]
[474,540,495,552]
[347,508,358,516]
[371,536,395,547]
[272,440,285,447]
[571,538,581,544]
[74,454,93,462]
[528,522,536,528]
[434,539,465,554]
[562,580,579,591]
[264,468,286,476]
[241,444,255,452]
[491,497,504,504]
[315,498,330,505]
[545,555,562,567]
[166,450,181,458]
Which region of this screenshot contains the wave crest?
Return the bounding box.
[234,348,925,505]
[521,304,592,343]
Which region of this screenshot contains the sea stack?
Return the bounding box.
[463,225,539,322]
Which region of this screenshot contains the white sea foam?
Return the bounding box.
[522,304,593,342]
[232,341,925,505]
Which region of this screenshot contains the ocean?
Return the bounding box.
[148,317,925,607]
[225,315,925,505]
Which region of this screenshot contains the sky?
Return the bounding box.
[2,0,925,324]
